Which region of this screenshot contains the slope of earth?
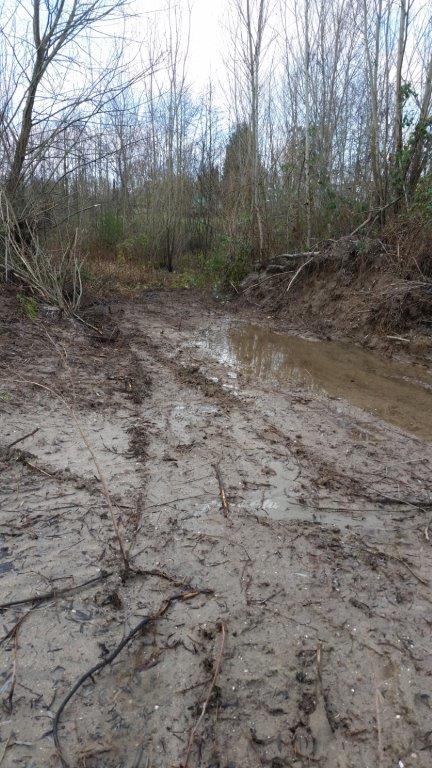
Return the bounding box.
[1,287,432,768]
[239,237,432,356]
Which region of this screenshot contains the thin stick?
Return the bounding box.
[214,464,230,517]
[6,628,18,713]
[347,196,402,238]
[375,684,384,768]
[0,607,33,647]
[183,622,226,768]
[0,736,11,766]
[347,542,429,586]
[53,589,211,768]
[284,255,316,295]
[4,427,39,451]
[0,571,112,612]
[0,566,197,614]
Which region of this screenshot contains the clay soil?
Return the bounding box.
[240,238,432,356]
[1,287,432,768]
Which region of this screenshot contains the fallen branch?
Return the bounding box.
[276,250,320,260]
[53,589,212,768]
[0,565,198,614]
[285,255,317,295]
[347,196,402,238]
[183,621,226,768]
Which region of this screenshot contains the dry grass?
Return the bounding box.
[86,254,176,298]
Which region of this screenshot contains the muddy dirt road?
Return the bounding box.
[1,290,432,768]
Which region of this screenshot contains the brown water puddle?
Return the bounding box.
[205,322,432,441]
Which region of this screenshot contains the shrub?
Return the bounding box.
[96,212,124,253]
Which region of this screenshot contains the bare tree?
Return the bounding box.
[228,0,271,260]
[1,0,132,207]
[303,0,311,247]
[2,0,431,293]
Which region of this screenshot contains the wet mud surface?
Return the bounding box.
[1,289,432,768]
[201,321,432,441]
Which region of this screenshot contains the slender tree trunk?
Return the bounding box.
[5,51,44,199]
[363,0,385,210]
[407,54,432,195]
[246,0,266,261]
[304,0,311,249]
[393,0,409,205]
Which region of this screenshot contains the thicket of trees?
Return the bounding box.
[1,0,431,286]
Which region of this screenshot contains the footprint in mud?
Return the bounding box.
[294,646,334,760]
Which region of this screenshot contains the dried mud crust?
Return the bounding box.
[0,288,432,768]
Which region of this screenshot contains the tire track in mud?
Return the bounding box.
[1,292,432,767]
[118,296,432,768]
[0,308,218,768]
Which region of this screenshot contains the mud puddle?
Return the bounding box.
[202,321,432,440]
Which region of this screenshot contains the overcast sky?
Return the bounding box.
[188,0,228,85]
[135,0,231,90]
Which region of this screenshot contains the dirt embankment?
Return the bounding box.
[1,287,432,768]
[240,233,432,354]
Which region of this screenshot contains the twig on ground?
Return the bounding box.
[139,491,214,516]
[0,607,33,647]
[214,464,230,517]
[383,550,429,586]
[0,571,112,612]
[0,565,200,614]
[6,628,18,712]
[375,682,384,767]
[4,427,39,452]
[0,735,11,766]
[71,313,104,335]
[348,541,429,586]
[130,566,192,587]
[131,744,148,768]
[10,450,55,477]
[53,589,212,768]
[183,621,226,768]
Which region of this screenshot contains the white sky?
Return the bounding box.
[188,0,228,86]
[135,0,231,90]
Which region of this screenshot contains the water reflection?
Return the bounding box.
[207,323,432,440]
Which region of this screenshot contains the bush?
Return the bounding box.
[211,234,252,289]
[96,212,124,253]
[117,234,143,261]
[0,191,84,312]
[413,173,432,217]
